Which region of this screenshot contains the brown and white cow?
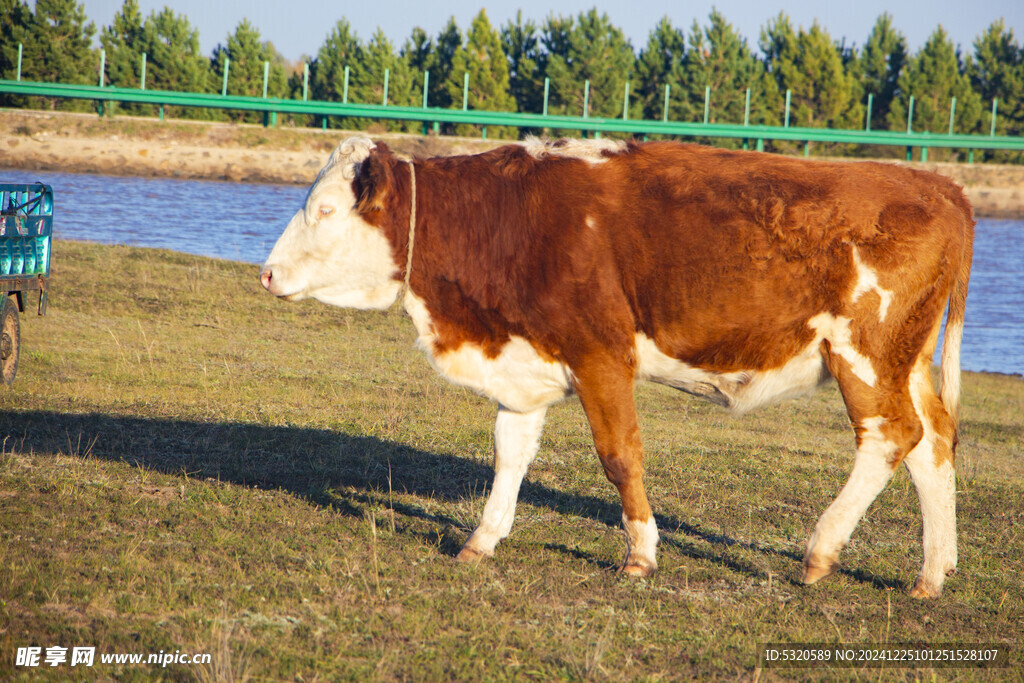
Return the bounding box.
[260,137,973,598]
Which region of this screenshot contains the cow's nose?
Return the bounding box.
[259,267,273,291]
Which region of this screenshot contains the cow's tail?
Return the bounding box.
[939,230,974,438]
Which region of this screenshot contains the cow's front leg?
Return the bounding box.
[573,356,658,576]
[457,405,547,562]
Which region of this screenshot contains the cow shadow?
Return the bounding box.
[0,409,896,590]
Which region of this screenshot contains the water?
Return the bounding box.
[0,167,306,265]
[2,167,1022,377]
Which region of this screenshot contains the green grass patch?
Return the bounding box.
[2,240,1022,680]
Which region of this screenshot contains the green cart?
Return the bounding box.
[1,183,52,385]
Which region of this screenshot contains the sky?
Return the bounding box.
[74,0,1023,64]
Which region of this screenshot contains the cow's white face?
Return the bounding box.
[260,138,401,310]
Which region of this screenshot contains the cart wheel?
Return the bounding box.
[1,296,19,385]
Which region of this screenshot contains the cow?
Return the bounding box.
[260,136,973,598]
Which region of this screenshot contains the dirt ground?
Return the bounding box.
[2,109,1022,218]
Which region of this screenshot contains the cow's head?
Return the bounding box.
[260,137,402,309]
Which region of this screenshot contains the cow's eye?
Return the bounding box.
[318,205,335,218]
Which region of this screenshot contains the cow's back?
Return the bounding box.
[596,143,974,375]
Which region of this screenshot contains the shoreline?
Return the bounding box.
[2,109,1023,218]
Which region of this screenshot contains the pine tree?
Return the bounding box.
[211,19,288,122]
[889,26,981,135]
[501,11,544,116]
[100,0,144,88]
[760,11,796,75]
[969,20,1023,139]
[635,17,687,123]
[0,0,33,106]
[98,0,149,116]
[445,9,516,137]
[859,13,907,130]
[137,7,213,119]
[542,9,638,123]
[404,27,433,74]
[427,18,461,110]
[402,26,432,106]
[681,10,779,136]
[308,19,363,129]
[762,16,862,129]
[310,20,362,104]
[19,0,97,110]
[352,28,415,131]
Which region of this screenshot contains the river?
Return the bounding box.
[2,167,1021,377]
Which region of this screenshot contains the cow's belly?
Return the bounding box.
[404,292,573,413]
[634,333,829,413]
[428,336,574,413]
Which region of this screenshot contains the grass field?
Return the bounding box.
[2,240,1021,680]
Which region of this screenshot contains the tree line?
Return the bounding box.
[2,0,1022,157]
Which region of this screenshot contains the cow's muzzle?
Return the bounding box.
[259,266,274,292]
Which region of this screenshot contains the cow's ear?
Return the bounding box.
[355,143,395,215]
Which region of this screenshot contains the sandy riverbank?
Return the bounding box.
[2,109,1022,218]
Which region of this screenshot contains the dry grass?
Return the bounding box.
[1,240,1021,680]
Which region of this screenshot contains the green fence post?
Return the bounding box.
[482,126,487,140]
[421,70,430,136]
[159,105,164,121]
[906,95,914,133]
[803,141,810,157]
[462,72,469,111]
[784,89,791,127]
[141,53,147,90]
[921,145,928,162]
[623,82,630,120]
[262,61,271,127]
[302,63,308,101]
[422,71,430,135]
[948,96,956,135]
[990,98,998,136]
[16,44,22,82]
[343,66,349,104]
[383,68,389,106]
[543,77,549,116]
[322,117,328,130]
[865,93,872,130]
[662,84,670,123]
[703,85,710,124]
[96,49,106,117]
[583,79,589,117]
[968,150,974,163]
[222,57,229,96]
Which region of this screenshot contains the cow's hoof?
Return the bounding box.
[801,558,839,585]
[619,561,656,578]
[909,578,943,599]
[455,546,490,564]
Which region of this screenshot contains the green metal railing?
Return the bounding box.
[2,46,1022,160]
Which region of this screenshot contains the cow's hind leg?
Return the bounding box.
[903,360,958,598]
[803,347,924,587]
[573,357,658,576]
[457,405,546,562]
